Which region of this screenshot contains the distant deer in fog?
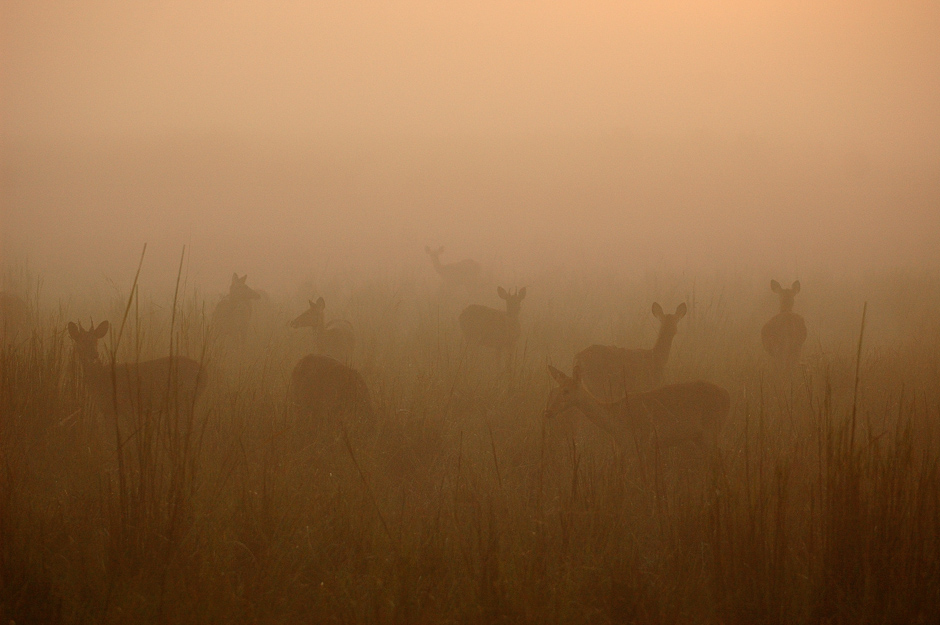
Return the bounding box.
[459,286,527,356]
[762,280,807,368]
[289,354,373,427]
[425,246,483,292]
[289,297,356,363]
[0,291,29,345]
[211,273,261,343]
[68,320,207,423]
[544,364,729,452]
[574,302,687,402]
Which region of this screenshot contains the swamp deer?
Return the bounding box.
[68,320,207,422]
[762,280,807,368]
[545,364,729,451]
[289,297,356,363]
[459,286,526,354]
[0,292,29,345]
[289,354,373,426]
[425,246,483,291]
[574,302,687,402]
[211,273,261,343]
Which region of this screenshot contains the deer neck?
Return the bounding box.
[77,354,115,400]
[651,326,676,371]
[779,298,794,314]
[311,321,327,343]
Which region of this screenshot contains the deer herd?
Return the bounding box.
[1,247,811,458]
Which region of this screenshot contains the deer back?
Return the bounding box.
[289,354,372,422]
[574,344,658,401]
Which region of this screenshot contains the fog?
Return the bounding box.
[5,6,940,619]
[2,1,939,296]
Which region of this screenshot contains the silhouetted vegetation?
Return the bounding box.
[2,263,938,624]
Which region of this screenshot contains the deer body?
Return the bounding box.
[211,273,261,343]
[459,287,526,352]
[574,302,686,401]
[425,246,482,291]
[290,297,356,363]
[289,354,372,424]
[762,280,806,367]
[68,320,206,420]
[545,365,729,450]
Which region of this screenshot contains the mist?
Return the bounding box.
[6,4,940,622]
[3,1,940,293]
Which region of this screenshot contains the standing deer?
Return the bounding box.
[67,320,207,422]
[425,246,483,292]
[211,273,261,343]
[459,286,526,355]
[574,302,687,402]
[544,364,729,451]
[762,280,807,368]
[289,354,373,427]
[289,297,356,363]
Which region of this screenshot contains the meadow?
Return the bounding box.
[2,262,939,624]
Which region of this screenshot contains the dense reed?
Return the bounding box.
[1,265,938,624]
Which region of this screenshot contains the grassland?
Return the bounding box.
[2,265,939,624]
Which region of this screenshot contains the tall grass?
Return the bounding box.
[1,265,939,623]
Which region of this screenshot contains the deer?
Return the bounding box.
[459,286,526,355]
[289,354,373,427]
[544,364,729,451]
[761,280,807,369]
[210,273,261,344]
[67,320,207,424]
[425,246,483,292]
[574,302,687,402]
[289,297,356,363]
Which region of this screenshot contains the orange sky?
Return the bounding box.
[3,1,939,154]
[2,2,940,293]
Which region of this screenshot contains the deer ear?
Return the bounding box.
[67,322,81,340]
[316,296,325,308]
[94,320,110,338]
[240,275,249,283]
[308,299,316,308]
[518,287,527,299]
[231,272,239,283]
[771,280,782,293]
[547,365,568,385]
[497,287,509,300]
[791,280,800,294]
[652,302,664,319]
[675,302,688,319]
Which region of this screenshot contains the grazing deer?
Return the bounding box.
[459,286,526,354]
[425,246,483,292]
[762,280,807,368]
[289,297,356,363]
[289,354,373,426]
[67,320,206,422]
[0,292,29,345]
[574,302,687,402]
[211,273,261,343]
[544,364,729,451]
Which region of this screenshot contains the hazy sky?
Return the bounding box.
[2,2,940,294]
[4,1,939,151]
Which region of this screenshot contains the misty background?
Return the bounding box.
[2,1,939,297]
